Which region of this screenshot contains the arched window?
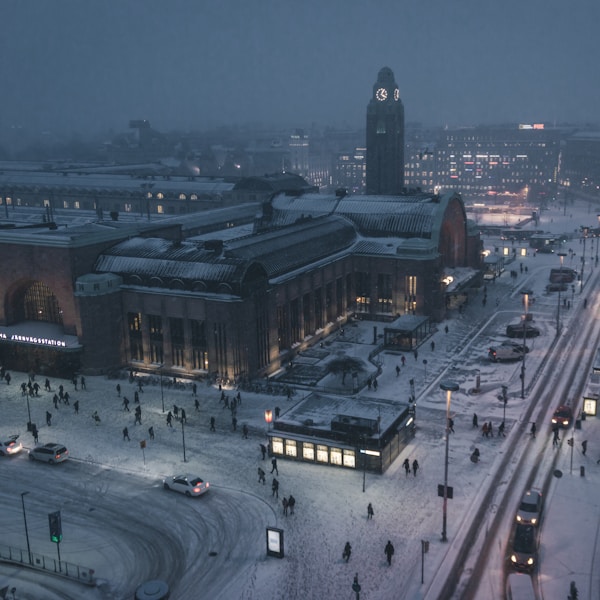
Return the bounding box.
[24,282,63,324]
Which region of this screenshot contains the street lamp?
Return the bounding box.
[158,364,165,413]
[580,226,589,293]
[181,419,187,463]
[21,491,32,565]
[520,290,532,399]
[557,252,567,336]
[440,380,459,543]
[264,409,273,432]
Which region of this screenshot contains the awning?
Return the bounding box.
[0,322,82,350]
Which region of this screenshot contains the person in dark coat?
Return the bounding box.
[412,459,419,476]
[73,400,79,415]
[210,416,216,431]
[180,408,187,424]
[123,427,130,441]
[272,478,279,498]
[242,423,248,438]
[46,411,52,426]
[282,497,289,516]
[403,458,410,476]
[258,467,266,484]
[343,541,352,562]
[148,426,155,440]
[530,422,536,438]
[384,540,395,565]
[166,411,173,427]
[287,494,295,514]
[367,503,374,519]
[116,384,121,397]
[472,413,478,428]
[194,398,200,411]
[260,443,267,460]
[271,457,278,474]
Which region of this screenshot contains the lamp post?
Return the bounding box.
[181,419,187,463]
[264,409,273,433]
[520,290,532,399]
[159,364,165,413]
[580,226,589,293]
[597,215,600,265]
[557,252,567,336]
[25,393,32,429]
[21,491,32,565]
[440,380,459,543]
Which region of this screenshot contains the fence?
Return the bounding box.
[0,544,96,586]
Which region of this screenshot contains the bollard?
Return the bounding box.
[580,465,585,477]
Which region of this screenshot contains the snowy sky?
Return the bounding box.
[1,0,599,137]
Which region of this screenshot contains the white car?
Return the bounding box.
[0,435,23,456]
[516,489,543,526]
[28,443,69,464]
[163,474,210,497]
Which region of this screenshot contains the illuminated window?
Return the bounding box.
[285,440,297,457]
[157,205,164,214]
[74,201,80,209]
[316,445,328,463]
[343,449,356,468]
[23,282,63,324]
[303,443,315,461]
[330,447,342,465]
[179,194,186,200]
[271,437,284,455]
[156,193,164,200]
[191,194,198,201]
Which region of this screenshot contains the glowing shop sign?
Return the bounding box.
[0,332,67,347]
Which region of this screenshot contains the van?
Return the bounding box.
[489,346,524,362]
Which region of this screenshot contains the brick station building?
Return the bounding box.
[0,190,481,379]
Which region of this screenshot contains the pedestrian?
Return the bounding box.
[31,425,39,444]
[166,411,173,427]
[444,325,449,334]
[192,382,197,396]
[137,379,144,393]
[242,423,248,439]
[123,397,130,411]
[272,478,279,498]
[552,425,560,446]
[414,349,418,361]
[53,395,59,409]
[471,447,481,463]
[116,383,121,397]
[123,427,130,441]
[44,378,51,391]
[258,467,266,484]
[401,355,406,366]
[134,405,142,425]
[367,502,374,520]
[396,365,400,377]
[80,376,86,390]
[236,391,242,405]
[384,540,395,566]
[472,413,478,428]
[582,440,588,455]
[488,421,494,437]
[343,541,352,562]
[482,422,489,437]
[288,494,295,515]
[210,416,216,431]
[232,416,237,431]
[282,497,289,516]
[448,417,455,433]
[4,372,10,385]
[72,375,78,390]
[412,459,419,476]
[181,408,187,424]
[271,457,278,474]
[373,378,378,391]
[403,458,410,476]
[260,443,267,459]
[134,391,139,404]
[173,405,179,420]
[194,398,200,412]
[33,382,40,396]
[92,411,101,424]
[148,426,155,440]
[431,340,435,352]
[63,391,70,405]
[498,421,506,437]
[530,422,536,438]
[73,400,79,415]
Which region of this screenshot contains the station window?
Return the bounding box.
[271,437,284,455]
[316,445,328,463]
[343,449,356,468]
[303,443,315,461]
[330,447,342,466]
[285,440,297,457]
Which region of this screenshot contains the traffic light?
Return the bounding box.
[567,437,574,447]
[48,511,62,543]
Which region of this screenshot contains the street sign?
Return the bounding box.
[437,484,453,499]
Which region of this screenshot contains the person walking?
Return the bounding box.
[288,494,295,515]
[272,478,279,498]
[44,378,51,392]
[46,411,52,426]
[498,421,506,437]
[487,421,493,437]
[192,382,197,397]
[63,391,70,405]
[173,405,179,420]
[166,411,173,427]
[180,408,187,424]
[92,411,101,425]
[367,503,374,520]
[80,375,86,390]
[31,424,39,444]
[134,405,142,425]
[210,416,216,431]
[403,458,410,476]
[412,459,419,476]
[552,425,560,446]
[242,423,248,439]
[343,541,352,562]
[148,426,155,440]
[260,443,267,459]
[194,398,200,412]
[258,467,266,484]
[271,457,278,475]
[72,375,78,390]
[134,391,139,404]
[282,497,289,516]
[122,427,130,441]
[116,384,121,397]
[530,422,536,438]
[431,340,435,352]
[73,400,79,415]
[448,417,455,433]
[582,440,588,455]
[123,397,130,411]
[384,540,395,566]
[232,416,238,431]
[401,355,406,367]
[395,365,400,377]
[472,413,478,428]
[53,395,59,410]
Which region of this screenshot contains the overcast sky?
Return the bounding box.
[1,0,599,137]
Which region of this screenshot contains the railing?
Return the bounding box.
[0,544,96,586]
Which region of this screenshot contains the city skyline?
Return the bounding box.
[1,0,599,139]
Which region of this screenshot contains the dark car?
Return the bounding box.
[509,524,537,572]
[551,405,573,428]
[506,323,540,338]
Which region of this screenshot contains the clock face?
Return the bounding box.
[376,87,388,101]
[394,88,400,101]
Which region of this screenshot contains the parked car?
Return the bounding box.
[28,443,68,464]
[509,524,537,572]
[516,489,543,526]
[488,346,524,362]
[546,282,568,293]
[551,405,573,428]
[0,434,23,456]
[163,474,210,497]
[506,323,540,338]
[501,341,530,353]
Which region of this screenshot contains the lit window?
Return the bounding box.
[343,449,356,468]
[330,448,342,465]
[156,193,164,200]
[271,437,284,455]
[316,445,328,463]
[303,443,315,461]
[285,440,297,457]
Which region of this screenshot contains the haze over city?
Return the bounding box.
[2,0,599,138]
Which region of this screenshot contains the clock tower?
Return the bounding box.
[366,67,405,195]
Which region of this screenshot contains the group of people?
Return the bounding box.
[402,457,419,476]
